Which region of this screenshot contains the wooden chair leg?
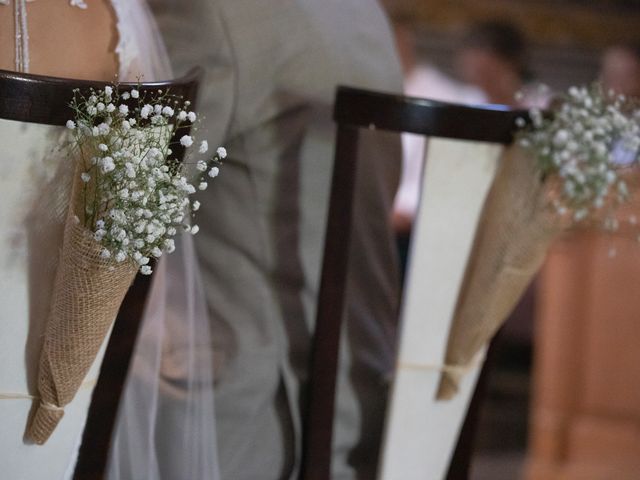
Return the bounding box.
[445,333,501,480]
[300,125,360,480]
[73,273,152,480]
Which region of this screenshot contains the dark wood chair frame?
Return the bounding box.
[301,86,530,480]
[0,67,203,480]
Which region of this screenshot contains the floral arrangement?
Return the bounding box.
[517,84,640,226]
[66,85,226,274]
[26,84,225,445]
[437,84,639,400]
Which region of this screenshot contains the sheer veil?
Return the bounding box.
[107,235,220,480]
[106,1,220,478]
[109,0,173,82]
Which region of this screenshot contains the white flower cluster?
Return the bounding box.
[68,85,226,274]
[518,84,640,223]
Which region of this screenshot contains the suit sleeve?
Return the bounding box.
[147,0,236,148]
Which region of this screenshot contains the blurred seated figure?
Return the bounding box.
[455,19,550,350]
[456,20,547,108]
[391,15,484,272]
[393,15,485,106]
[600,43,640,98]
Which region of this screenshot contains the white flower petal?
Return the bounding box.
[180,135,194,147]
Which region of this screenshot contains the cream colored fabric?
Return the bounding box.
[148,1,403,478]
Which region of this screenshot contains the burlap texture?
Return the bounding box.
[436,146,562,400]
[26,176,138,444]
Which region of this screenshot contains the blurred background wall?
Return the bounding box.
[383,0,640,89]
[380,2,640,479]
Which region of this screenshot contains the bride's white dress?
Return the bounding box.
[0,2,218,479]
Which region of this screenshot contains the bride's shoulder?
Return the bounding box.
[0,0,118,80]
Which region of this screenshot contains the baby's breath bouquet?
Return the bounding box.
[27,85,224,444]
[519,85,640,227]
[437,85,639,400]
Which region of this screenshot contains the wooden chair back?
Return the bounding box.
[301,86,528,480]
[0,66,203,480]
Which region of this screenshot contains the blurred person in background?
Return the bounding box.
[601,43,640,166]
[393,14,485,106]
[391,13,484,273]
[457,20,546,107]
[456,19,548,349]
[600,43,640,98]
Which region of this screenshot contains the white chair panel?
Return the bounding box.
[0,119,107,480]
[379,138,503,480]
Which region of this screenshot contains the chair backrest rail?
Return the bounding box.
[333,86,530,144]
[0,67,202,127]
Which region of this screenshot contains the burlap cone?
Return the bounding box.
[26,174,138,444]
[436,146,562,400]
